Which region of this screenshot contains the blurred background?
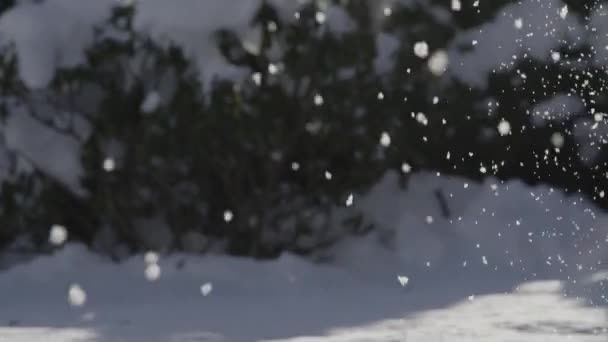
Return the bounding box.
[0,0,606,262]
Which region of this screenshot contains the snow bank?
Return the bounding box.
[336,171,608,276]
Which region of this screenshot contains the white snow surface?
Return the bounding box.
[1,172,607,341]
[3,107,85,195]
[0,0,295,90]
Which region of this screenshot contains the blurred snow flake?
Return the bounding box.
[559,5,568,19]
[416,112,429,126]
[268,63,279,74]
[223,210,234,223]
[551,51,561,62]
[345,193,354,207]
[102,157,115,172]
[200,282,213,296]
[397,275,409,287]
[428,50,449,76]
[380,131,391,147]
[267,21,278,32]
[383,7,392,17]
[313,94,324,106]
[401,162,412,174]
[451,0,461,11]
[551,132,565,148]
[140,91,161,113]
[49,224,68,246]
[68,284,87,307]
[144,251,160,265]
[497,120,511,136]
[251,72,262,86]
[315,11,326,24]
[514,18,523,29]
[414,41,429,58]
[145,263,161,281]
[482,255,488,265]
[324,170,333,180]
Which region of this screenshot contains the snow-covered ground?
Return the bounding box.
[0,244,606,342]
[1,172,607,341]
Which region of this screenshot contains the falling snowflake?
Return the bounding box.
[252,72,262,86]
[315,11,326,24]
[103,157,115,172]
[268,63,279,74]
[313,94,324,106]
[380,132,391,147]
[514,18,523,29]
[401,162,412,174]
[144,251,159,265]
[68,284,87,307]
[551,51,561,62]
[223,210,234,222]
[559,5,568,19]
[428,50,449,76]
[551,132,564,148]
[416,112,429,126]
[49,224,68,246]
[145,263,161,281]
[397,275,410,287]
[497,120,511,136]
[200,282,213,296]
[414,41,429,58]
[451,0,461,11]
[345,193,354,207]
[267,21,278,32]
